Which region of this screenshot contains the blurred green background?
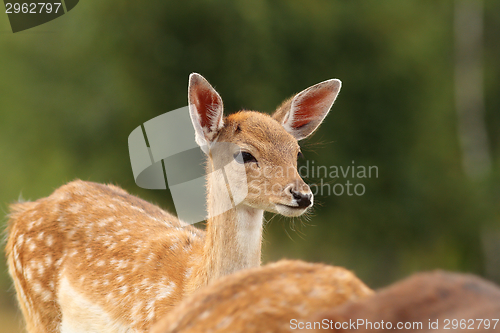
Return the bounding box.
[1,0,499,330]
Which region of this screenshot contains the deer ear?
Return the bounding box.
[188,73,224,153]
[273,79,341,140]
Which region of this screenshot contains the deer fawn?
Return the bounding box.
[5,73,341,332]
[151,260,373,333]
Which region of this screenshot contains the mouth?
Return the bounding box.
[280,204,304,209]
[275,203,309,217]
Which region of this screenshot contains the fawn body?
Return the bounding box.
[5,73,341,332]
[151,260,373,333]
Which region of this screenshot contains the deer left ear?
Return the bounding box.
[188,73,224,153]
[272,79,341,140]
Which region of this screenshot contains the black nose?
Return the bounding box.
[290,189,312,208]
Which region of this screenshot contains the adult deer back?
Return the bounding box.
[312,271,500,333]
[151,260,373,333]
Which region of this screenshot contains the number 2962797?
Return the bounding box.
[5,3,62,14]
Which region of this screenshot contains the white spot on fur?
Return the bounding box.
[131,301,144,323]
[52,190,69,201]
[67,229,77,239]
[130,205,146,214]
[97,216,115,228]
[41,289,53,302]
[13,246,23,273]
[58,216,67,230]
[85,248,92,255]
[32,281,43,295]
[103,238,117,250]
[116,260,129,269]
[52,203,60,214]
[45,234,54,247]
[24,267,33,281]
[105,292,114,302]
[17,234,25,246]
[15,257,23,273]
[28,241,36,252]
[308,286,327,298]
[118,228,130,235]
[215,316,234,330]
[36,261,45,276]
[44,254,53,267]
[198,309,212,320]
[119,285,128,294]
[55,258,63,267]
[184,267,193,279]
[67,202,83,214]
[157,281,176,300]
[28,217,43,230]
[146,299,156,321]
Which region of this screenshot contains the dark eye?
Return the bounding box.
[242,152,257,163]
[234,151,258,164]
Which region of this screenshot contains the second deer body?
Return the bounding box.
[5,73,342,332]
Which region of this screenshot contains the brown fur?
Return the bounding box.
[218,111,307,211]
[312,271,500,332]
[6,181,203,332]
[151,260,373,333]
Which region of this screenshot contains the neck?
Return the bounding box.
[184,161,264,295]
[204,205,264,278]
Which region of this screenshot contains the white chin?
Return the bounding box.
[275,204,308,217]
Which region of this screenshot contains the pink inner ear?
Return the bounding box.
[193,87,220,129]
[291,89,331,129]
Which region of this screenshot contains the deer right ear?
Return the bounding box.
[273,79,341,141]
[188,73,224,153]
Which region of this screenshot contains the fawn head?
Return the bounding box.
[188,73,341,217]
